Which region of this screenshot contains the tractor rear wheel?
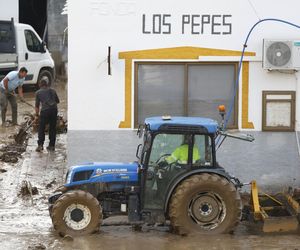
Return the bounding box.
[51,190,102,236]
[169,173,241,235]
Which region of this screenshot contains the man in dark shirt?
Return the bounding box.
[35,77,60,152]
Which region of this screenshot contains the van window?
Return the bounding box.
[0,30,10,42]
[0,21,16,53]
[24,30,41,52]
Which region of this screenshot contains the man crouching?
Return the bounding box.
[35,77,60,152]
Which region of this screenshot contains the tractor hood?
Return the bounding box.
[65,162,139,187]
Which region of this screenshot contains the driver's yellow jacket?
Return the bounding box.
[166,144,200,164]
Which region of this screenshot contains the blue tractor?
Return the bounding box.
[49,115,252,236]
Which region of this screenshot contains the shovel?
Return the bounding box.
[14,118,34,144]
[21,99,35,109]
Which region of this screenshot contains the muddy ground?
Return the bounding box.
[1,82,300,249]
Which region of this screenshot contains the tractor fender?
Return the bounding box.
[163,168,237,214]
[49,192,63,205]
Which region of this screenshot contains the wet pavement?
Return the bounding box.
[1,82,300,249]
[0,81,69,249]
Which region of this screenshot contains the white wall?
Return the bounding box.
[68,0,300,130]
[0,0,18,22]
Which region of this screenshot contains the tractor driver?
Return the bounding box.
[165,135,200,165]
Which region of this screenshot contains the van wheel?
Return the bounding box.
[52,190,103,237]
[37,69,53,88]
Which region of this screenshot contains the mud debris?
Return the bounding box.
[0,144,26,153]
[1,114,61,164]
[0,144,26,163]
[24,112,68,134]
[14,112,67,145]
[0,153,18,163]
[56,115,68,133]
[0,115,31,163]
[0,113,67,164]
[0,169,7,173]
[27,243,46,250]
[46,179,57,189]
[14,112,34,145]
[19,180,39,196]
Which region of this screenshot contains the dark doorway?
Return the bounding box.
[19,0,47,40]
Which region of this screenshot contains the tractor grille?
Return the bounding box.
[73,170,93,182]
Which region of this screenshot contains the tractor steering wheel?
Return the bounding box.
[155,153,179,173]
[155,153,171,164]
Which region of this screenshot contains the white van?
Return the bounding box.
[0,19,55,86]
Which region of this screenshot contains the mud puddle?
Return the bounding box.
[0,81,68,249]
[0,133,68,249]
[2,224,300,250]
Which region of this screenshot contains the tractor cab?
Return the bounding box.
[137,116,223,218]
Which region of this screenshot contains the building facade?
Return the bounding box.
[68,0,300,132]
[67,0,300,188]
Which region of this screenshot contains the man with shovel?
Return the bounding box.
[0,67,27,126]
[35,77,60,152]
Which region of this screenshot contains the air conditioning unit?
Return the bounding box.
[263,39,300,70]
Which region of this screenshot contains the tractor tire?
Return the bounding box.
[169,173,241,235]
[37,69,53,88]
[51,190,102,237]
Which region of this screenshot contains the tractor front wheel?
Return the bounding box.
[169,173,241,235]
[51,190,102,236]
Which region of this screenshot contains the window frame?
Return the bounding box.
[0,21,16,53]
[24,29,41,53]
[192,134,214,167]
[262,90,296,131]
[134,61,238,129]
[148,133,191,166]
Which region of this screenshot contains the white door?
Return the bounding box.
[19,29,45,84]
